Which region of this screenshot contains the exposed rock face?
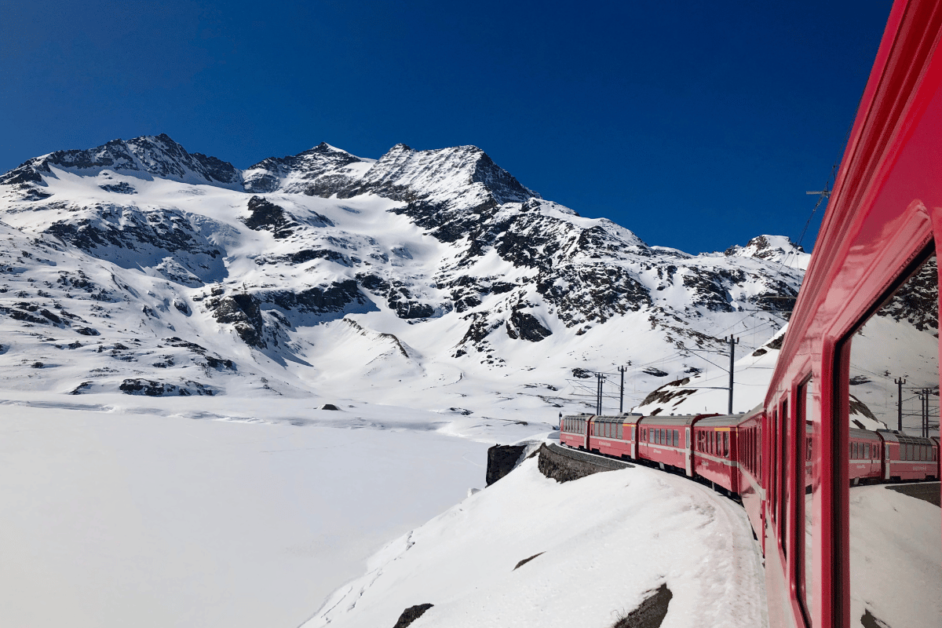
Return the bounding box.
[877,256,938,333]
[207,292,267,348]
[243,196,297,239]
[242,142,366,194]
[486,444,527,485]
[119,378,215,396]
[612,583,673,628]
[391,604,434,628]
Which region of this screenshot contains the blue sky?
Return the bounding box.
[0,1,891,254]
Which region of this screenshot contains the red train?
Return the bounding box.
[560,412,939,550]
[562,4,942,625]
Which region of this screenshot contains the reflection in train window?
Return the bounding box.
[848,253,940,628]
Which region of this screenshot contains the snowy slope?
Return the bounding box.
[0,134,809,420]
[304,457,768,628]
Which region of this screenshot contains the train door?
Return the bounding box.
[882,435,891,481]
[685,427,693,476]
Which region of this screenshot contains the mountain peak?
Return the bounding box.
[0,134,242,191]
[723,235,808,268]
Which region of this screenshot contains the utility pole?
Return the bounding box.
[895,377,906,432]
[923,388,931,438]
[725,336,739,414]
[596,373,606,415]
[618,365,628,414]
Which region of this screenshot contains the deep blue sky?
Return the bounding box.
[1,1,891,254]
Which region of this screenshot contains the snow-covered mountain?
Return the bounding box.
[0,135,809,418]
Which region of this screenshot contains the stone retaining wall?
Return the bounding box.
[537,443,633,483]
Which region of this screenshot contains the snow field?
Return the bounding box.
[0,400,495,628]
[305,458,768,628]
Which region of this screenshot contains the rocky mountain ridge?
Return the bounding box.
[0,135,808,417]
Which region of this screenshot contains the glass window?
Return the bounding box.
[780,399,788,553]
[798,378,816,624]
[674,430,679,447]
[848,253,940,628]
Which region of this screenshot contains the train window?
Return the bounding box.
[673,430,679,447]
[772,408,780,525]
[846,252,940,628]
[798,377,817,625]
[780,399,789,556]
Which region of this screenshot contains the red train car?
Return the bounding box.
[762,2,942,626]
[879,432,939,481]
[588,414,634,458]
[559,413,590,450]
[692,415,742,494]
[737,407,765,554]
[636,415,700,474]
[847,428,882,484]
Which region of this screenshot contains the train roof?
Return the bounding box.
[594,415,630,423]
[639,414,705,426]
[877,430,937,445]
[695,414,746,427]
[849,427,883,441]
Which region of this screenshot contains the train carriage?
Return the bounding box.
[736,407,765,551]
[879,431,939,481]
[635,415,697,473]
[847,428,882,484]
[692,415,742,494]
[588,414,633,458]
[560,413,591,450]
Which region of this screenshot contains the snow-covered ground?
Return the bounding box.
[304,456,768,628]
[849,484,942,628]
[0,396,513,628]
